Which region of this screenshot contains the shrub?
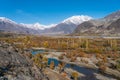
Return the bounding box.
[43,41,49,48]
[71,72,79,80]
[50,61,55,69]
[99,65,107,74]
[70,57,76,62]
[116,60,120,71]
[58,55,64,60]
[96,60,107,73]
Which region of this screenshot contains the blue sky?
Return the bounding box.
[0,0,120,24]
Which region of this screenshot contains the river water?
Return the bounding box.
[32,49,117,80]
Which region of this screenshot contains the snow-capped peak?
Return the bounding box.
[62,15,93,25]
[21,23,57,30]
[0,15,93,31]
[0,17,17,24]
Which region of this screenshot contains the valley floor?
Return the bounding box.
[0,33,120,80]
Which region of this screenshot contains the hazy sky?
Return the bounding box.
[0,0,120,24]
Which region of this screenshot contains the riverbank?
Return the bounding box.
[45,52,120,80]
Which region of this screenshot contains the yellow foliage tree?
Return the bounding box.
[72,72,79,80]
[43,41,49,48]
[32,54,44,69]
[49,61,55,69]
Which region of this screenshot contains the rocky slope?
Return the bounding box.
[0,41,46,80]
[73,10,120,36]
[0,41,70,80]
[107,18,120,34]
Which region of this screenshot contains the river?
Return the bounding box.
[32,49,117,80]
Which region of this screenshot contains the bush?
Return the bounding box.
[70,57,76,62]
[116,60,120,71]
[71,72,79,80]
[99,65,107,74]
[50,61,55,69]
[58,55,64,60]
[96,61,107,73]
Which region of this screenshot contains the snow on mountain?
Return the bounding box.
[41,15,93,35]
[62,15,93,25]
[0,17,56,30]
[73,10,120,36]
[0,15,93,35]
[0,17,17,24]
[21,15,92,31]
[21,23,57,30]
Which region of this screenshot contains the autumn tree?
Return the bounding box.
[61,42,67,50]
[49,61,55,69]
[32,53,48,69]
[116,60,120,71]
[58,62,65,73]
[72,72,79,80]
[42,56,48,68]
[43,41,49,48]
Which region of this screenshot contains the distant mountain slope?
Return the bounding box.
[42,15,92,35]
[2,10,120,36]
[73,10,120,36]
[104,10,120,21]
[0,16,92,35]
[107,18,120,34]
[0,17,41,34]
[21,23,57,30]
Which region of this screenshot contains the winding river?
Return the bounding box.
[32,49,117,80]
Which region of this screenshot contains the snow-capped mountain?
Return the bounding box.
[21,15,92,31]
[0,17,41,34]
[20,23,56,30]
[0,17,17,24]
[73,10,120,36]
[42,15,93,35]
[62,15,93,25]
[0,15,92,35]
[1,11,120,36]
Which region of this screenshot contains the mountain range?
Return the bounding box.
[0,15,92,35]
[0,10,120,36]
[41,15,92,35]
[73,10,120,36]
